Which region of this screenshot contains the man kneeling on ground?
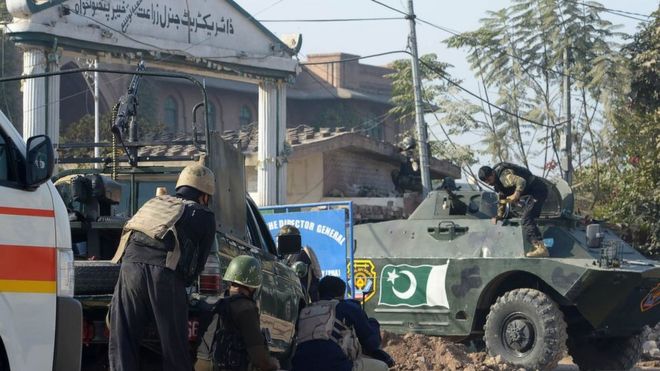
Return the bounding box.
[194,255,279,371]
[292,276,390,371]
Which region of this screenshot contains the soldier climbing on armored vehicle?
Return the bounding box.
[478,162,549,257]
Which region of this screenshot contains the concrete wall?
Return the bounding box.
[245,151,323,204]
[323,149,398,197]
[287,151,324,203]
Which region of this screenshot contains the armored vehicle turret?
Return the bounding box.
[354,179,660,370]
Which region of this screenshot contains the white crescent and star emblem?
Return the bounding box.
[386,269,417,300]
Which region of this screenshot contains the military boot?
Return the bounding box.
[526,240,549,258]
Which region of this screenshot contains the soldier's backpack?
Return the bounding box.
[296,299,361,360]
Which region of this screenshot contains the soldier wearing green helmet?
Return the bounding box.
[195,255,279,371]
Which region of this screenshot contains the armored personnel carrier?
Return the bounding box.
[353,178,660,370]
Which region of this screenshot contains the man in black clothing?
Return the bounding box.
[292,276,390,371]
[479,162,549,257]
[108,162,217,371]
[279,225,321,303]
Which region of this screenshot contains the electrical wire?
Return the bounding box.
[301,50,408,65]
[368,0,408,17]
[415,57,562,129]
[301,64,391,135]
[366,0,617,86]
[572,1,654,22]
[259,17,403,23]
[253,0,286,16]
[301,49,563,129]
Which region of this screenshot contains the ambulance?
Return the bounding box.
[0,110,81,371]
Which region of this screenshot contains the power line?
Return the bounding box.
[366,0,592,85]
[301,50,407,65]
[420,58,562,129]
[412,15,593,85]
[259,17,403,23]
[300,52,391,134]
[368,0,408,17]
[302,49,564,129]
[253,0,286,16]
[573,1,654,22]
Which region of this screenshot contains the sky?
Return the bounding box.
[235,0,657,177]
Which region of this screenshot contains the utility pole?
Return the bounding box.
[406,0,432,197]
[561,47,573,184]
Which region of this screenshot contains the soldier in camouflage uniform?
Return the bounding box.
[479,162,549,257]
[109,162,217,371]
[195,255,279,371]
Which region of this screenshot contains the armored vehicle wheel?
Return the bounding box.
[484,288,567,370]
[568,334,642,371]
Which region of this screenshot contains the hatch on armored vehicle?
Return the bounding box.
[354,179,660,370]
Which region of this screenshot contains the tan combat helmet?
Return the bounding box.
[176,163,215,196]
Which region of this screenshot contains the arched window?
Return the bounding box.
[163,96,178,132]
[239,105,253,127]
[207,102,217,131]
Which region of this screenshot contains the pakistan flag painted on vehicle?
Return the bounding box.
[378,263,450,308]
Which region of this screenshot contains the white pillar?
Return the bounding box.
[276,82,287,205]
[22,48,46,140]
[257,81,278,206]
[47,56,60,145]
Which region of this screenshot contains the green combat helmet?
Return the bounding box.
[224,255,262,289]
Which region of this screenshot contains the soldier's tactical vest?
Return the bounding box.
[493,162,536,196]
[296,300,361,361]
[111,195,195,271]
[211,295,253,371]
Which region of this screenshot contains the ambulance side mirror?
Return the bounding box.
[25,135,54,189]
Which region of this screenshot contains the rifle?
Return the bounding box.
[110,61,146,166]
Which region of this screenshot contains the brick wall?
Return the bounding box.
[323,149,398,197]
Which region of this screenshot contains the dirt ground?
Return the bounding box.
[381,331,660,371]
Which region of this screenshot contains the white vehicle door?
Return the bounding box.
[0,127,57,371]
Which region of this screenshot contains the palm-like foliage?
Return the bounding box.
[446,0,626,174]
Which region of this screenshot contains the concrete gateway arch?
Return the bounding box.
[4,0,302,205]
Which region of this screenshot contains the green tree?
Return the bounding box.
[386,53,452,124]
[446,0,625,173]
[574,6,660,255]
[386,54,481,173]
